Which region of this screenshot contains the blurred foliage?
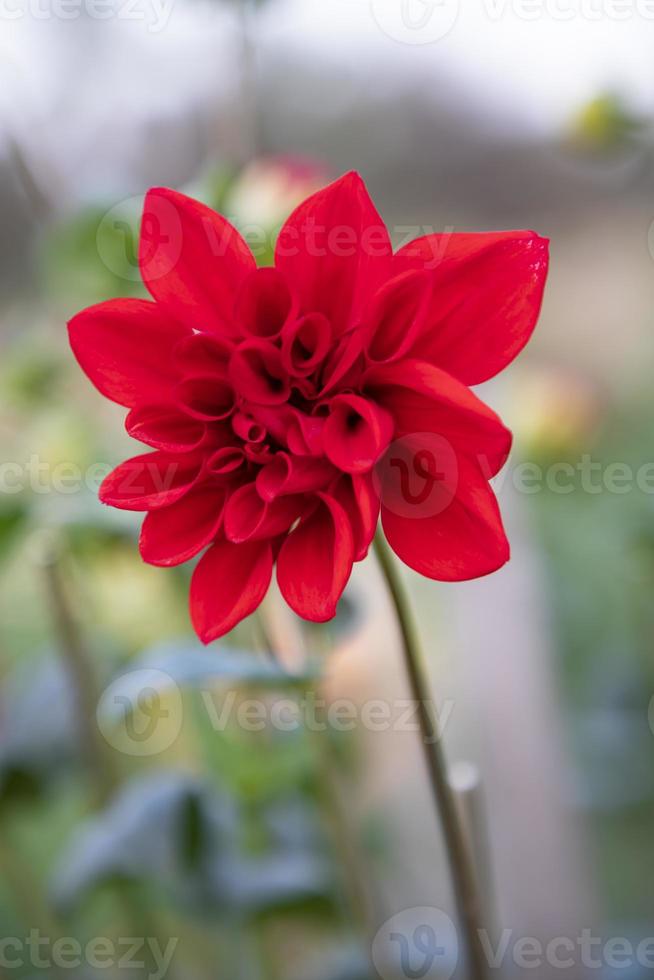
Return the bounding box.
[523,383,654,925]
[568,92,644,154]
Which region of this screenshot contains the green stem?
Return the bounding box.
[373,531,488,980]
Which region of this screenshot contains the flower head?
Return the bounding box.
[68,173,548,642]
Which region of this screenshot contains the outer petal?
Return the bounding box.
[190,538,273,643]
[139,187,256,336]
[68,299,189,408]
[364,360,512,477]
[394,231,549,385]
[381,455,509,580]
[277,493,354,622]
[125,404,206,452]
[332,472,380,561]
[99,451,202,511]
[275,172,392,336]
[363,268,432,364]
[139,486,226,566]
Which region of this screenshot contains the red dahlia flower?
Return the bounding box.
[68,173,548,642]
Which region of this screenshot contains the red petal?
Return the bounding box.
[175,375,235,421]
[364,268,432,364]
[332,472,380,561]
[277,493,354,622]
[286,410,325,456]
[234,267,297,340]
[139,187,255,336]
[207,446,246,476]
[139,486,226,566]
[125,404,206,452]
[68,299,189,408]
[190,537,273,642]
[275,172,392,336]
[256,453,335,502]
[175,333,233,377]
[364,359,511,477]
[394,231,549,384]
[231,411,266,444]
[381,454,509,581]
[319,327,366,396]
[323,394,394,474]
[99,451,202,511]
[281,313,332,378]
[229,340,290,406]
[224,483,303,542]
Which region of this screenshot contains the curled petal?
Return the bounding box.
[125,404,206,452]
[281,313,332,377]
[224,483,303,543]
[139,486,226,566]
[275,172,392,335]
[235,267,297,340]
[256,453,336,502]
[99,451,202,511]
[323,394,394,474]
[190,537,273,642]
[364,359,512,477]
[232,411,266,443]
[277,493,354,622]
[175,376,235,421]
[139,188,255,336]
[287,410,325,457]
[207,446,246,476]
[244,442,274,465]
[229,340,290,406]
[381,455,509,581]
[394,231,549,384]
[68,300,189,408]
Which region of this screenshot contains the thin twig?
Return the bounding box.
[32,531,117,806]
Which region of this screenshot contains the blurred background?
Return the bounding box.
[2,1,654,977]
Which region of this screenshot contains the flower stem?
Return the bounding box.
[373,530,488,980]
